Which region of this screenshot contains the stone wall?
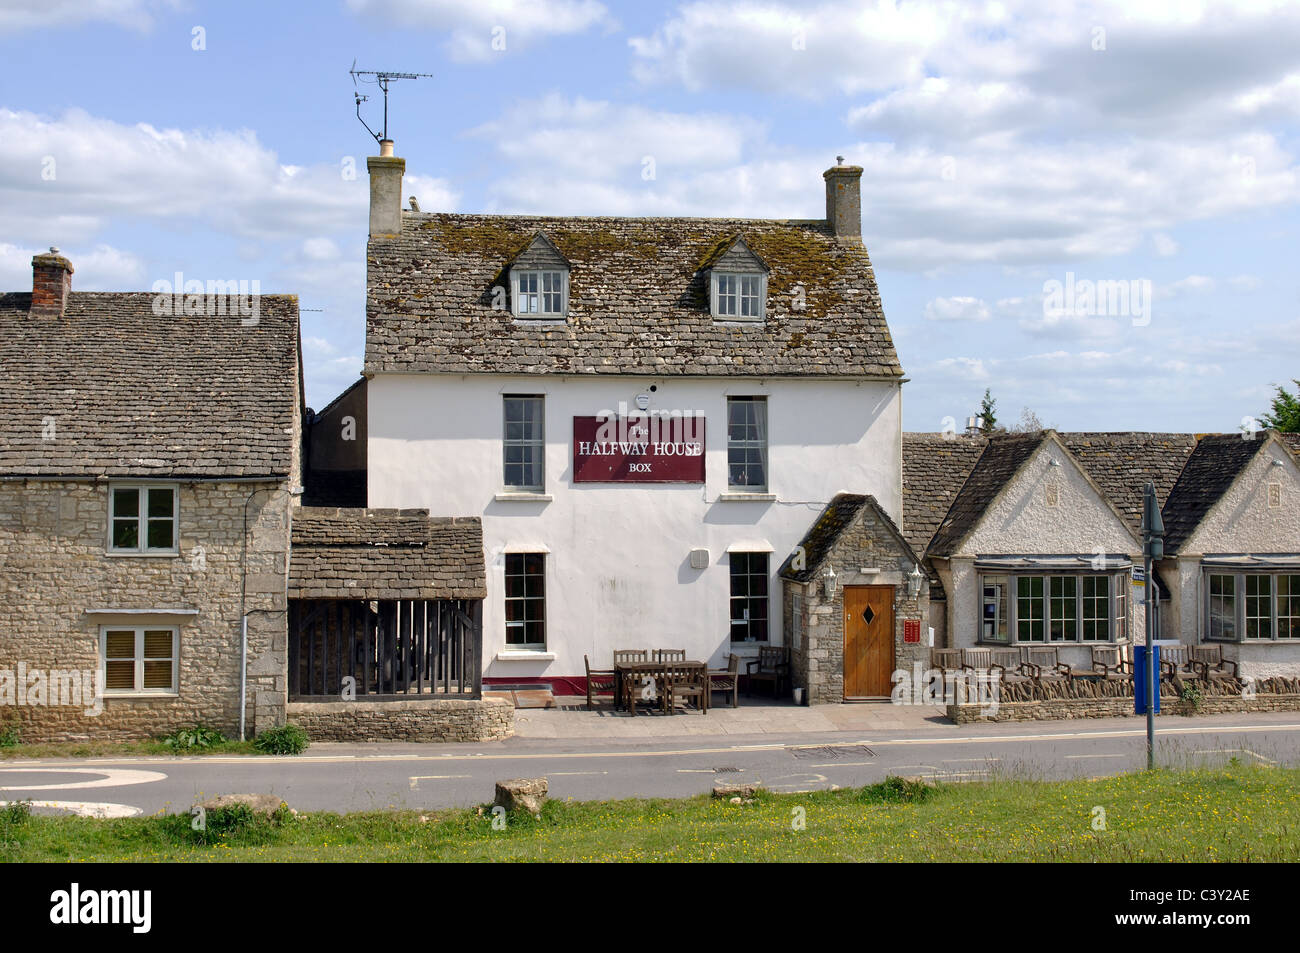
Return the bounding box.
[286,697,514,742]
[0,478,291,742]
[947,693,1300,723]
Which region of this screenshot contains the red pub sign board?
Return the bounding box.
[573,415,706,483]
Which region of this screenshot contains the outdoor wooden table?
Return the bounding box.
[614,660,708,713]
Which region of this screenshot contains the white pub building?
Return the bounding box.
[360,145,917,698]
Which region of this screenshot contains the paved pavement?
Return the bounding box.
[3,709,1299,817]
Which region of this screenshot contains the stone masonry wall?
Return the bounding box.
[790,511,928,705]
[286,698,514,742]
[947,693,1300,723]
[0,478,291,742]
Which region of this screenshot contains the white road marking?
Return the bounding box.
[0,768,166,792]
[941,757,1001,763]
[1065,753,1128,760]
[548,771,608,777]
[408,775,471,788]
[1,799,142,819]
[810,761,876,767]
[1192,748,1277,764]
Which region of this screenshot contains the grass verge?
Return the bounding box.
[2,765,1297,862]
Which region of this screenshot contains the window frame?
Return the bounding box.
[977,571,1129,646]
[1206,571,1300,642]
[502,395,545,492]
[729,552,770,643]
[107,483,179,555]
[726,396,768,491]
[511,268,568,318]
[503,552,547,650]
[711,271,767,322]
[99,625,179,696]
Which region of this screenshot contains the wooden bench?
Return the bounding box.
[745,646,791,698]
[1189,645,1238,681]
[1091,645,1132,680]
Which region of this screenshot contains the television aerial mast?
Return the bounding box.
[350,59,432,144]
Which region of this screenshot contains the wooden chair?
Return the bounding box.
[1091,645,1131,680]
[1189,645,1238,681]
[1021,646,1072,684]
[613,649,648,665]
[621,667,662,715]
[1158,644,1194,680]
[988,647,1033,688]
[584,655,616,710]
[664,663,708,713]
[653,648,687,663]
[930,648,964,679]
[744,646,790,698]
[708,655,741,708]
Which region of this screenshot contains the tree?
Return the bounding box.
[1010,407,1045,433]
[978,388,998,434]
[1260,380,1300,433]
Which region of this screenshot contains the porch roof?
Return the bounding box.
[289,507,486,600]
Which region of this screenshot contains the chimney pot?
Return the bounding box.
[823,162,863,242]
[31,248,74,319]
[367,145,406,240]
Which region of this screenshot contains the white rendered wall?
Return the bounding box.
[945,443,1145,668]
[367,373,902,680]
[1175,443,1300,677]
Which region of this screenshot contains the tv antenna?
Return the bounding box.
[350,59,432,144]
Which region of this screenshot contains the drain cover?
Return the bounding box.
[787,744,875,761]
[713,766,742,773]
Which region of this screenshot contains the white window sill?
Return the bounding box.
[103,692,179,700]
[495,650,556,661]
[105,550,180,558]
[718,492,776,502]
[494,492,553,502]
[712,318,766,326]
[511,317,567,326]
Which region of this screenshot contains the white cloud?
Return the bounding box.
[300,238,341,262]
[923,296,990,322]
[0,242,145,290]
[1152,232,1179,257]
[1229,273,1263,292]
[1158,275,1217,298]
[0,0,176,32]
[346,0,613,61]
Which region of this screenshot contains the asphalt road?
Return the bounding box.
[3,712,1299,817]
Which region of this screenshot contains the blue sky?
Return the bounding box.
[2,0,1298,432]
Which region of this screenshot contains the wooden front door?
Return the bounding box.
[844,585,895,698]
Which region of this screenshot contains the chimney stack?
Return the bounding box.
[368,140,405,239]
[31,247,73,319]
[823,159,863,242]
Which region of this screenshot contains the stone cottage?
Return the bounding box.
[0,250,302,742]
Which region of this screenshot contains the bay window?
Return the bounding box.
[1207,571,1300,642]
[979,571,1129,645]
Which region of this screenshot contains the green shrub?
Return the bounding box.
[0,722,20,748]
[157,724,226,751]
[860,776,935,804]
[253,723,309,755]
[183,803,291,847]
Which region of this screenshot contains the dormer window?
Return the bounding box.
[514,270,567,316]
[703,235,769,322]
[508,232,570,319]
[714,273,765,320]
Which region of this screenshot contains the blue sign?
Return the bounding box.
[1133,645,1161,714]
